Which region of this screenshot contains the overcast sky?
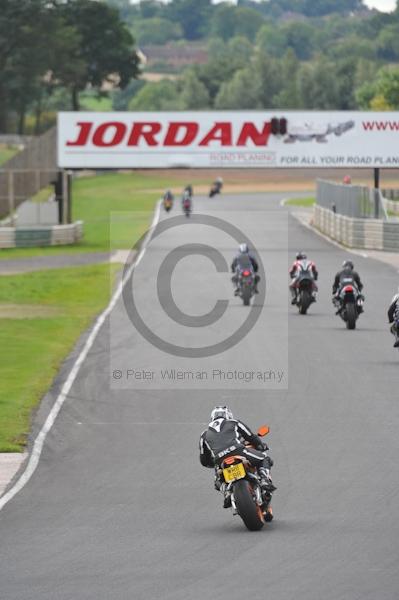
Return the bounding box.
[130,0,397,11]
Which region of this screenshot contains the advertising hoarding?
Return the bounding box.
[58,111,399,169]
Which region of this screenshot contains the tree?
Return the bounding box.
[256,23,287,57]
[252,52,282,108]
[132,18,183,45]
[181,70,210,109]
[377,67,399,108]
[297,58,339,109]
[59,0,141,110]
[234,7,265,40]
[272,49,300,108]
[129,79,182,110]
[215,67,259,109]
[164,0,211,41]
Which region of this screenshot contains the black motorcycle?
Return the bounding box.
[209,180,223,198]
[236,267,255,306]
[217,425,273,531]
[182,197,191,217]
[334,283,363,329]
[292,260,317,315]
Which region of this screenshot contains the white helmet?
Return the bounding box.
[239,243,249,254]
[210,406,234,421]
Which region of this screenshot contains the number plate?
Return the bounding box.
[223,463,246,483]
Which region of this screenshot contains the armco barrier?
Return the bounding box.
[313,206,399,251]
[0,221,83,249]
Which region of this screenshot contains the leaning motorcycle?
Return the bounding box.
[292,261,317,315]
[209,181,223,198]
[334,283,363,329]
[236,267,255,306]
[217,426,273,531]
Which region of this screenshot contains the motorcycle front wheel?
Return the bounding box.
[233,480,264,531]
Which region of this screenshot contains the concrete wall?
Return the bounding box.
[314,205,399,252]
[383,198,399,216]
[0,221,83,248]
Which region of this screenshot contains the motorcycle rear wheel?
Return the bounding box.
[242,288,251,306]
[233,480,264,531]
[346,302,357,329]
[299,290,311,315]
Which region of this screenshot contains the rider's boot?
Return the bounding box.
[258,467,277,492]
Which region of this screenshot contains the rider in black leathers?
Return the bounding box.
[388,288,399,348]
[199,406,276,510]
[332,260,364,313]
[231,243,260,295]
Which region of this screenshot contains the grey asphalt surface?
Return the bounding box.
[1,193,399,600]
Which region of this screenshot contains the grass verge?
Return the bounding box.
[0,171,194,260]
[0,144,20,166]
[0,263,119,452]
[285,196,315,207]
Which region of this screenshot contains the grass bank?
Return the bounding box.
[0,172,188,260]
[0,263,118,452]
[285,196,315,207]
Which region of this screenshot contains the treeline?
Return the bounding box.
[0,0,140,133]
[109,0,368,43]
[107,0,399,113]
[2,0,399,135]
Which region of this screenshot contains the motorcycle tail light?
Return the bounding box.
[224,456,236,465]
[242,270,251,277]
[343,285,353,293]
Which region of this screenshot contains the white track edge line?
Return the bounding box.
[0,201,161,512]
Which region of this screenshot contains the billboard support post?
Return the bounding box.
[374,168,380,219]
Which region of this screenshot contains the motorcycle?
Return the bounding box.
[390,319,399,348]
[236,267,255,306]
[182,197,191,217]
[334,282,363,329]
[209,180,223,198]
[163,197,173,212]
[291,260,317,315]
[217,425,273,531]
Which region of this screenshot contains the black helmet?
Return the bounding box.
[342,260,354,270]
[296,252,307,260]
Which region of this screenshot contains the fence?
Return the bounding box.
[314,205,399,251]
[0,126,57,218]
[316,179,387,219]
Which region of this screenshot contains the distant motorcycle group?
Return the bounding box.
[289,253,364,328]
[290,253,399,345]
[162,177,224,218]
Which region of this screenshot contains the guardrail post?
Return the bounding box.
[8,171,15,226]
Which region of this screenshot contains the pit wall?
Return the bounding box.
[313,206,399,252]
[0,221,83,248]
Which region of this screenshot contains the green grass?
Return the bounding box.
[80,95,113,111]
[285,196,315,207]
[0,172,194,259]
[0,263,119,452]
[0,144,19,165]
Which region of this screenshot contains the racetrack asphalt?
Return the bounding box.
[1,193,399,600]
